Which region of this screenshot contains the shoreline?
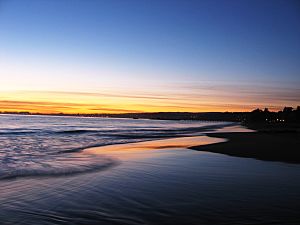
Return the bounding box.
[84,135,226,158]
[1,125,300,224]
[190,131,300,164]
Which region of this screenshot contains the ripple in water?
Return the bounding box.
[0,153,119,180]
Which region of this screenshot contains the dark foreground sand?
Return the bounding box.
[190,131,300,163]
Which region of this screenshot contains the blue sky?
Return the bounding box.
[0,0,299,112]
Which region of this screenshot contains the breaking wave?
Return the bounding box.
[0,153,119,180]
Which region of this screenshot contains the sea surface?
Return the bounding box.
[0,114,299,225]
[0,114,229,180]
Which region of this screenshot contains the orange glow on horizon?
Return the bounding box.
[0,90,291,114]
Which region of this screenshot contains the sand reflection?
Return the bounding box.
[84,135,226,160]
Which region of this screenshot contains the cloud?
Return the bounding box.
[0,100,139,114]
[20,90,170,100]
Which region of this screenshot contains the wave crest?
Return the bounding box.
[0,154,119,180]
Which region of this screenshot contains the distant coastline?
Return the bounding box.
[1,106,300,125]
[0,111,246,121]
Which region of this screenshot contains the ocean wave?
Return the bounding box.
[0,130,41,135]
[0,116,233,181]
[0,129,96,136]
[0,123,233,137]
[0,154,119,180]
[55,129,100,134]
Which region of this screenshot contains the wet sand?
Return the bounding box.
[84,135,226,157]
[1,134,300,224]
[190,132,300,164]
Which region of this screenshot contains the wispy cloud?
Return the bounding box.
[0,100,141,113]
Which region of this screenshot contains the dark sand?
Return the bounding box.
[190,132,300,164]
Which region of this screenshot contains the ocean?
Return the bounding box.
[0,114,229,180]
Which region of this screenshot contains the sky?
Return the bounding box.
[0,0,300,113]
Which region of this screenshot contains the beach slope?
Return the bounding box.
[190,132,300,163]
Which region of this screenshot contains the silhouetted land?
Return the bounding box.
[1,106,300,124]
[0,111,246,121]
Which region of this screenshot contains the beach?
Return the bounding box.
[191,131,300,164]
[1,130,300,224]
[1,116,300,224]
[2,1,300,223]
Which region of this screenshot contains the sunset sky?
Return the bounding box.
[0,0,299,113]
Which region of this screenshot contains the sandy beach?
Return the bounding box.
[1,127,300,224]
[0,116,300,224]
[191,131,300,164]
